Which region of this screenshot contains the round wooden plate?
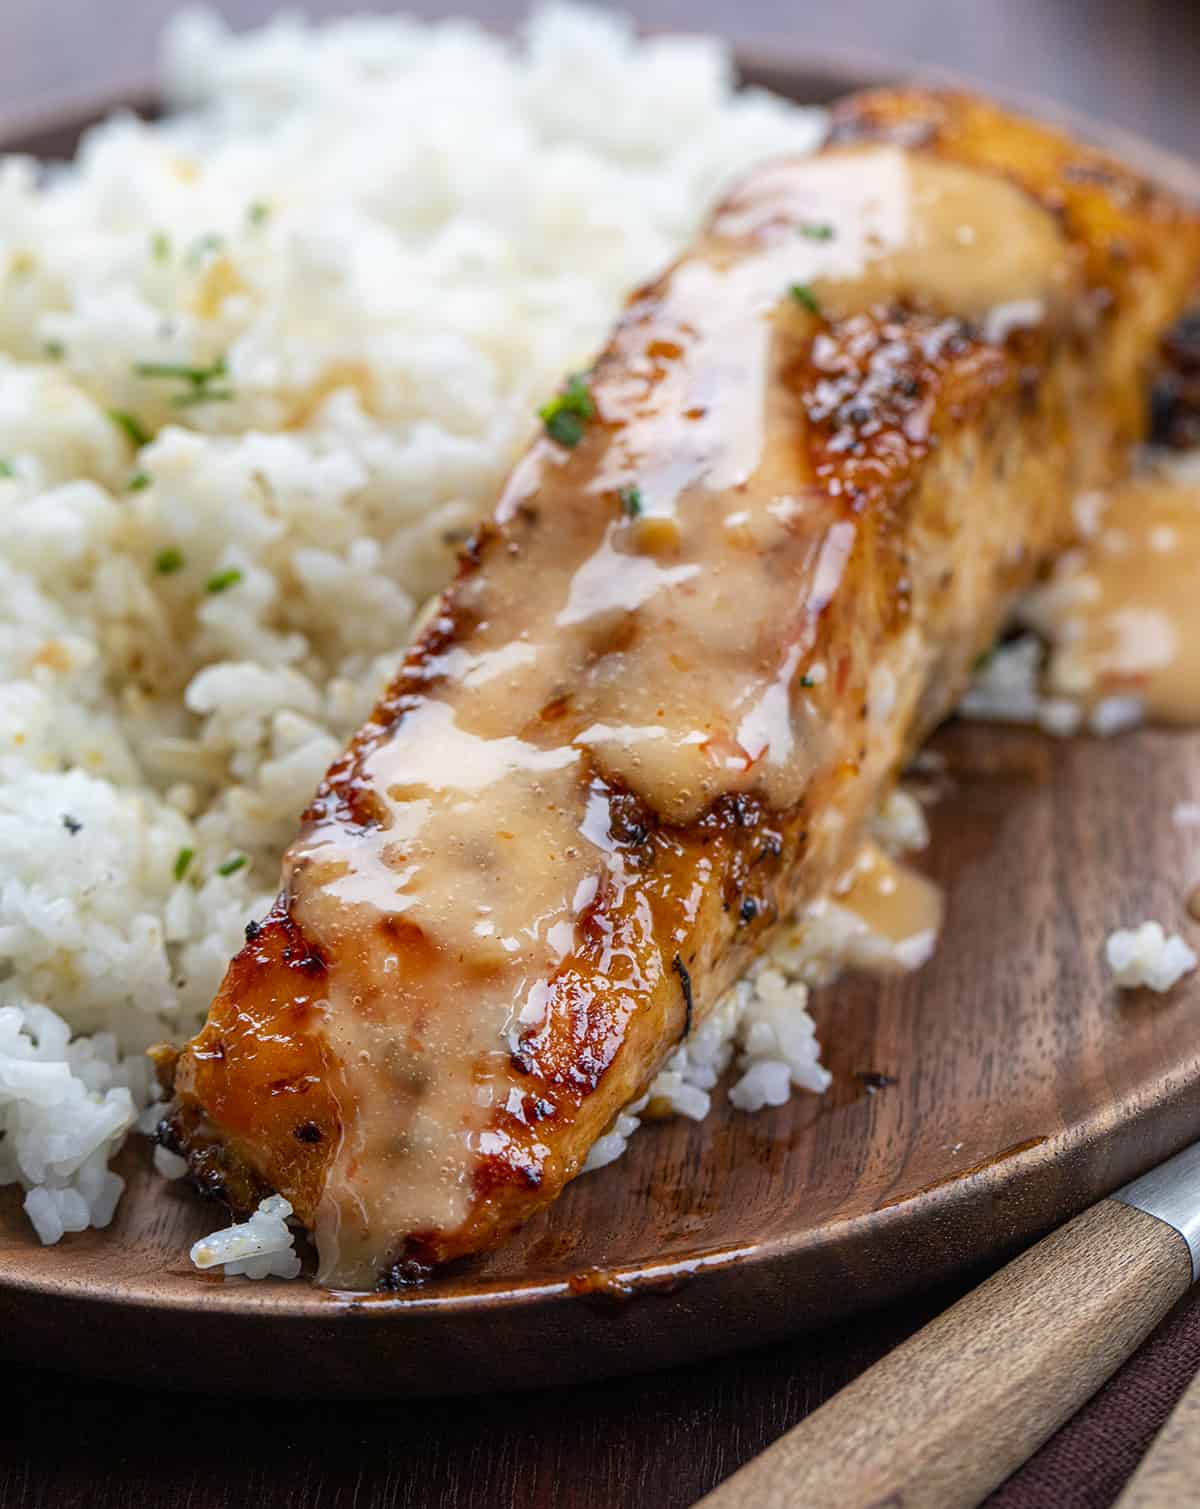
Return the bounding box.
[1,53,1198,1400]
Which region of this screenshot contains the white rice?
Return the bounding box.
[0,4,830,1247]
[1,1004,146,1242]
[583,969,831,1172]
[869,786,931,855]
[1106,923,1198,993]
[189,1193,301,1279]
[959,633,1164,740]
[957,635,1085,737]
[962,451,1199,738]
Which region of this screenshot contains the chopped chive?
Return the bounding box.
[133,355,234,410]
[542,409,585,448]
[972,647,996,674]
[0,459,14,478]
[788,283,821,315]
[173,847,194,881]
[218,854,247,876]
[108,409,151,448]
[799,222,835,241]
[618,484,643,518]
[205,567,243,594]
[171,386,235,408]
[155,547,184,575]
[134,357,227,386]
[799,674,816,688]
[128,471,151,492]
[561,373,594,413]
[538,372,594,449]
[247,201,270,226]
[150,230,171,263]
[43,339,65,360]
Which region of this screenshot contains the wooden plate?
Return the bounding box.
[1,53,1198,1400]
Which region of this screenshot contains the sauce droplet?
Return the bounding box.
[1027,464,1200,725]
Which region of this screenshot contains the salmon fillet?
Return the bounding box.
[162,89,1200,1288]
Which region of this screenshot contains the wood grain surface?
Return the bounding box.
[2,3,1200,1507]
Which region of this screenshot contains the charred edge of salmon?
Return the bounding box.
[469,792,794,1183]
[165,899,339,1222]
[826,88,1188,224]
[1153,309,1200,448]
[157,1099,275,1209]
[300,524,499,836]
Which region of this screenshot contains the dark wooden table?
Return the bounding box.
[2,4,1198,1508]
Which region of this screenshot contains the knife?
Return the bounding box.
[695,1141,1200,1509]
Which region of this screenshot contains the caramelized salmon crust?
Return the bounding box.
[163,88,1200,1289]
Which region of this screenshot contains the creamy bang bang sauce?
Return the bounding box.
[281,143,1076,1288]
[1027,463,1200,725]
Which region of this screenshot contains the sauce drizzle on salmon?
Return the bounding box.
[166,89,1200,1289]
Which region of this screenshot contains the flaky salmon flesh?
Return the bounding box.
[161,88,1200,1289]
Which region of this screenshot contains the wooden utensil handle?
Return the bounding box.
[1113,1362,1200,1507]
[696,1200,1192,1509]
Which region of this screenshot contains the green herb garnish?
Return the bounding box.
[135,357,227,386]
[108,409,151,448]
[0,459,14,478]
[173,847,194,881]
[799,222,835,241]
[150,230,171,263]
[205,567,243,594]
[218,854,247,876]
[43,339,65,360]
[171,387,235,408]
[543,409,583,448]
[618,485,643,518]
[788,283,821,315]
[134,355,233,409]
[128,471,151,492]
[247,201,270,226]
[155,547,184,575]
[799,674,816,688]
[538,373,594,449]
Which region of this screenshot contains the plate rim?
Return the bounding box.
[1,42,1198,1395]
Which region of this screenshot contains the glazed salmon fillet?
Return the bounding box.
[162,89,1200,1288]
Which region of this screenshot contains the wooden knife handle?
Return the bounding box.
[1113,1364,1200,1508]
[696,1199,1192,1509]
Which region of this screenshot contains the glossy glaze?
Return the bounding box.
[288,143,1074,1287]
[169,88,1200,1289]
[833,842,944,967]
